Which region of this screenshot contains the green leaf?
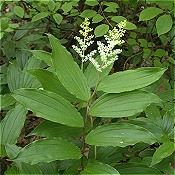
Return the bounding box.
[158,89,174,102]
[145,104,162,127]
[1,104,27,145]
[1,94,16,110]
[38,162,59,175]
[156,15,173,36]
[80,10,97,18]
[19,57,41,89]
[5,144,43,174]
[143,48,151,58]
[3,40,15,59]
[13,22,34,40]
[94,146,119,163]
[61,2,72,14]
[124,21,137,30]
[31,12,50,22]
[138,39,148,48]
[48,0,56,11]
[111,16,126,23]
[84,55,113,88]
[6,144,21,159]
[27,69,80,102]
[139,7,163,21]
[7,62,23,90]
[81,162,120,175]
[162,110,174,135]
[152,155,174,175]
[92,14,104,23]
[151,142,174,166]
[98,67,166,93]
[18,163,43,174]
[154,49,167,57]
[115,163,162,174]
[28,120,82,138]
[48,34,91,101]
[104,7,117,13]
[29,50,53,67]
[89,90,161,118]
[13,138,82,165]
[94,24,109,37]
[86,122,157,147]
[0,18,9,32]
[85,0,99,6]
[124,118,164,139]
[4,165,20,175]
[14,6,24,18]
[13,89,84,127]
[53,14,63,24]
[102,2,119,8]
[20,34,45,42]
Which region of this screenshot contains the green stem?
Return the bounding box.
[94,146,97,160]
[80,72,101,169]
[90,72,101,99]
[81,59,84,71]
[90,116,93,128]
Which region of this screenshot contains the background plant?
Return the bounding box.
[0,0,174,174]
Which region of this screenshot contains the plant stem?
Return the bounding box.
[81,59,84,71]
[94,146,97,160]
[80,100,90,169]
[90,116,93,128]
[80,72,101,169]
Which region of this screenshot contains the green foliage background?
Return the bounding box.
[0,0,174,174]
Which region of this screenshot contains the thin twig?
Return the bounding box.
[99,4,113,28]
[123,51,143,70]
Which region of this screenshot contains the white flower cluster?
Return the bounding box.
[72,18,94,61]
[73,18,126,72]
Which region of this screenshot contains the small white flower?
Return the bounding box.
[96,21,126,71]
[72,18,94,62]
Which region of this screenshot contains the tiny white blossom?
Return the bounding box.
[72,18,94,62]
[83,50,97,62]
[96,20,126,71]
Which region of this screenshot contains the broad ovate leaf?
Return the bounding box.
[89,90,161,118]
[115,163,161,174]
[30,50,53,67]
[48,34,91,101]
[151,142,174,166]
[139,7,163,21]
[98,67,166,93]
[1,104,27,145]
[80,10,97,18]
[53,14,63,25]
[31,12,50,22]
[13,138,82,165]
[124,22,137,30]
[94,24,109,37]
[13,89,83,127]
[86,122,157,147]
[27,69,80,102]
[81,162,120,175]
[27,120,82,139]
[145,104,162,127]
[14,6,24,18]
[1,94,16,110]
[156,15,173,36]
